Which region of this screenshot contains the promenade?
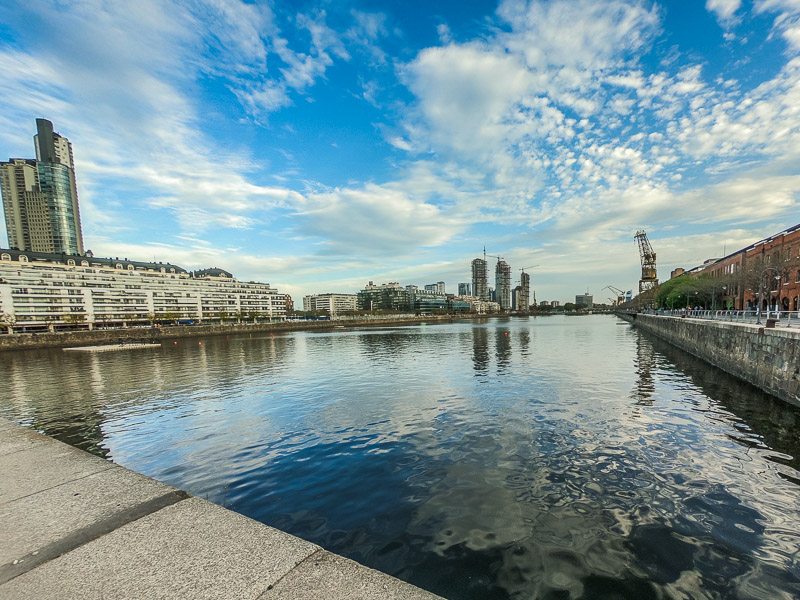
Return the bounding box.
[0,418,443,600]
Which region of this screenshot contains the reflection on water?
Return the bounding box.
[2,316,800,600]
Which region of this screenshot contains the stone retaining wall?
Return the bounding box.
[618,312,800,407]
[0,315,468,352]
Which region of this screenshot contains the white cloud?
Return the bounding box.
[298,184,465,255]
[706,0,742,24]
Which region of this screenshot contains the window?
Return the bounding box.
[19,255,28,263]
[67,259,75,266]
[115,263,123,270]
[127,264,135,271]
[81,260,89,266]
[796,270,800,283]
[0,253,10,261]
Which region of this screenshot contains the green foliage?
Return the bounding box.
[656,273,733,309]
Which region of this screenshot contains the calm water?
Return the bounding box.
[2,316,800,599]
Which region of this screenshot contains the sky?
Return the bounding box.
[1,0,799,304]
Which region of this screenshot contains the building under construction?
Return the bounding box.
[495,260,512,309]
[517,271,530,311]
[471,257,488,301]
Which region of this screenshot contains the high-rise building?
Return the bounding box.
[458,282,471,296]
[471,258,488,301]
[1,119,84,255]
[575,293,593,309]
[495,260,511,310]
[517,271,530,311]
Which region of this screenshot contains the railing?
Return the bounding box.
[640,308,799,328]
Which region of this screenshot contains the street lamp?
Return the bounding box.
[711,285,728,314]
[756,267,781,325]
[686,291,697,311]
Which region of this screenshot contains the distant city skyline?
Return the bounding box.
[1,1,799,302]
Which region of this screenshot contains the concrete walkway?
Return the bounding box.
[0,418,444,599]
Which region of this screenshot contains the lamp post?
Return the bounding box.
[711,285,728,315]
[756,267,780,325]
[686,291,697,312]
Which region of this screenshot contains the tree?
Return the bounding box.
[732,253,799,310]
[64,313,86,326]
[247,310,261,323]
[563,302,576,312]
[218,309,229,323]
[161,312,180,324]
[1,313,16,334]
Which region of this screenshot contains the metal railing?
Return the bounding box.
[641,308,799,328]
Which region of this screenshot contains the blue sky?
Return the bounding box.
[1,0,799,303]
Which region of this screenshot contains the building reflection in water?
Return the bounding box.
[495,326,511,374]
[472,326,489,374]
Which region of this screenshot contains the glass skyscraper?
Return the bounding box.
[1,119,84,255]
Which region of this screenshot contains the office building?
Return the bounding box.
[495,260,511,310]
[471,258,488,301]
[1,119,84,255]
[575,293,593,309]
[424,281,446,295]
[303,293,357,315]
[458,282,471,297]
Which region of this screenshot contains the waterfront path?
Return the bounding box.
[0,418,443,600]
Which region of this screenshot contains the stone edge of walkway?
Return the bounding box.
[0,418,446,600]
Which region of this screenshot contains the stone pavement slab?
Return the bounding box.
[0,421,53,456]
[0,497,320,600]
[1,464,180,565]
[0,437,113,503]
[261,550,445,600]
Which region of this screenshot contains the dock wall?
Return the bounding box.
[618,312,800,407]
[0,315,468,352]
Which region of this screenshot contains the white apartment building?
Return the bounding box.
[0,250,286,331]
[302,293,357,315]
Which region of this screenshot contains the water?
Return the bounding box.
[2,316,800,599]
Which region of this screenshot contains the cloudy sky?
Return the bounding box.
[1,0,799,303]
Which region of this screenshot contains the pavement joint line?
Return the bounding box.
[0,489,190,585]
[260,547,326,595]
[0,462,117,506]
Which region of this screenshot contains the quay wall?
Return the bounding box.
[617,312,800,407]
[0,315,470,352]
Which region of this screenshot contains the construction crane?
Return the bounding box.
[634,230,658,306]
[603,285,625,306]
[519,265,540,273]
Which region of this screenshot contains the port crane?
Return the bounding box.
[603,285,625,306]
[635,230,659,308]
[634,231,658,294]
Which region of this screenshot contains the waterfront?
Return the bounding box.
[1,316,800,599]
